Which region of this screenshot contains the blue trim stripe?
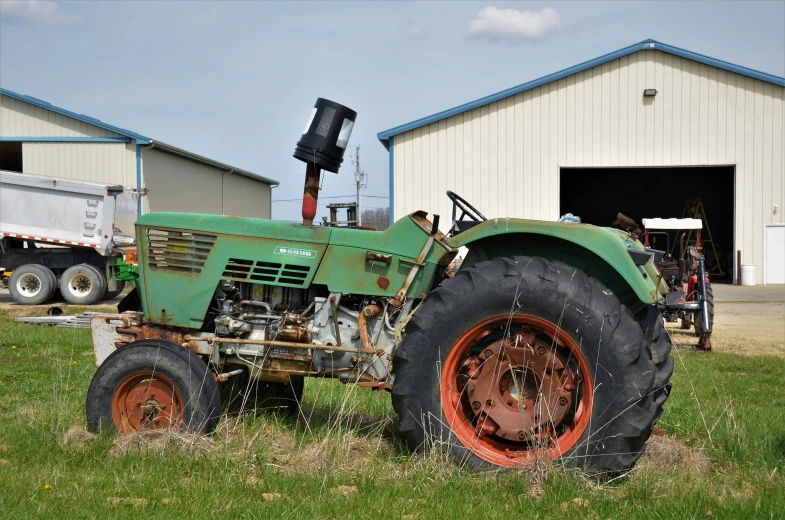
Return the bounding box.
[136,144,143,217]
[0,87,152,144]
[388,136,394,226]
[0,136,131,143]
[377,39,785,144]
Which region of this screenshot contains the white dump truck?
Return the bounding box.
[0,170,133,305]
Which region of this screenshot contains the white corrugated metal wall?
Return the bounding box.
[1,93,122,137]
[391,49,785,283]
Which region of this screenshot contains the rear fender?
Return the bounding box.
[448,220,659,312]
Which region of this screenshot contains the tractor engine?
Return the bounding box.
[205,279,394,386]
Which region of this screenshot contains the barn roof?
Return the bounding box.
[0,87,278,185]
[377,39,785,147]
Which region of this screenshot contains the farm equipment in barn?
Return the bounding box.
[642,218,714,351]
[84,98,674,475]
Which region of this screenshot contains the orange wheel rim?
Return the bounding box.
[111,371,184,433]
[440,314,594,467]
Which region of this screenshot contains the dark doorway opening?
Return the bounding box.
[560,166,735,282]
[0,142,23,173]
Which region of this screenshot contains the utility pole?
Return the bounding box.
[354,145,365,226]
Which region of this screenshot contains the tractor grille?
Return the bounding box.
[223,258,310,286]
[146,229,216,274]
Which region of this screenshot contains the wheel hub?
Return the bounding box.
[17,274,41,295]
[464,330,575,441]
[441,314,593,467]
[69,274,91,295]
[111,372,184,433]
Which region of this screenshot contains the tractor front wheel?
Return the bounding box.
[86,339,221,434]
[392,256,667,474]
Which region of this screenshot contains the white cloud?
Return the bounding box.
[0,0,78,25]
[467,6,561,43]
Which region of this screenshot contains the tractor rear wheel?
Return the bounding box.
[392,256,667,474]
[220,374,304,417]
[86,339,221,434]
[637,305,674,415]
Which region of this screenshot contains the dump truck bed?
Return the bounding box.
[0,170,124,256]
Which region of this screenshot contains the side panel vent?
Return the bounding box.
[147,229,216,274]
[222,259,311,286]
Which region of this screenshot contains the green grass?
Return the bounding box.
[0,313,784,519]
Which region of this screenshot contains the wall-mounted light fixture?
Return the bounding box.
[643,89,658,97]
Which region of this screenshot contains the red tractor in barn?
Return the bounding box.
[642,218,714,350]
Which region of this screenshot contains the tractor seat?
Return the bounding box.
[645,248,666,263]
[451,220,483,235]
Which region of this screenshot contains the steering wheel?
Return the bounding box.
[447,190,487,223]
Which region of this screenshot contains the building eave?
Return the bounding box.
[376,39,785,147]
[150,140,279,186]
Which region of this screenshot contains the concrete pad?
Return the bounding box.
[712,283,785,302]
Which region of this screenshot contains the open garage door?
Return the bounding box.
[560,166,734,282]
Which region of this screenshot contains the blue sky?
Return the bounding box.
[1,1,783,221]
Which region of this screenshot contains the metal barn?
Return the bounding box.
[378,40,785,284]
[0,87,278,236]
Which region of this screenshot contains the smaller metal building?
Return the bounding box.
[0,87,278,236]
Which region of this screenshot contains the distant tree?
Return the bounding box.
[361,207,390,230]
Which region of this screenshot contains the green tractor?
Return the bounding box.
[86,99,673,474]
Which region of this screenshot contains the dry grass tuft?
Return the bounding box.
[285,433,392,474]
[525,483,545,501]
[61,426,97,449]
[330,485,358,497]
[106,497,148,507]
[109,430,215,456]
[640,435,712,474]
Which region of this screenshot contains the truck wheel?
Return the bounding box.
[392,256,666,474]
[103,280,127,301]
[8,264,57,305]
[86,339,221,434]
[220,375,304,417]
[694,283,714,338]
[60,264,107,305]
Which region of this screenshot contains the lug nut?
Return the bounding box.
[485,399,493,408]
[518,431,527,440]
[472,401,481,410]
[483,349,494,358]
[537,346,547,355]
[558,397,568,406]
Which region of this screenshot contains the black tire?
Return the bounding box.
[694,282,714,337]
[637,305,674,416]
[60,264,107,305]
[8,264,56,305]
[86,339,220,434]
[392,256,666,474]
[220,374,304,417]
[103,280,127,301]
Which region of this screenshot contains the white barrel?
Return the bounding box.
[740,265,756,286]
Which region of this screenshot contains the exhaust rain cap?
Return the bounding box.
[293,98,357,173]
